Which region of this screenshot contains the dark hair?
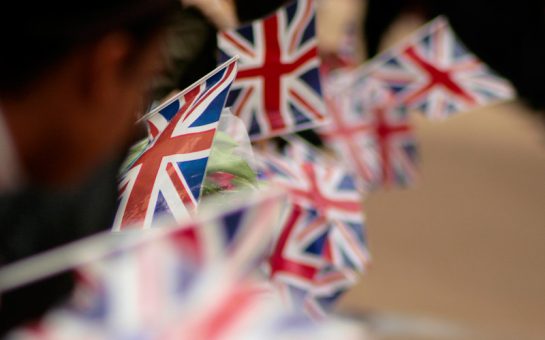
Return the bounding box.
[0,0,178,94]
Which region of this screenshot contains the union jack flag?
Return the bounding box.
[218,0,327,140]
[266,204,359,319]
[362,16,515,120]
[268,139,369,272]
[267,204,329,288]
[8,193,367,339]
[13,274,365,340]
[6,192,282,332]
[257,139,369,316]
[9,243,272,340]
[113,58,238,230]
[160,190,287,272]
[273,264,357,320]
[319,74,419,188]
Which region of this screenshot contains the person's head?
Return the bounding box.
[0,1,178,187]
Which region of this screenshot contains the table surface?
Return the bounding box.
[338,101,545,340]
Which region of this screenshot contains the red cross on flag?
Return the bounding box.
[359,16,515,120]
[320,74,418,188]
[218,0,327,140]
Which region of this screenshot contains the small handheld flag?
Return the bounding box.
[113,58,238,230]
[359,17,515,119]
[218,0,327,140]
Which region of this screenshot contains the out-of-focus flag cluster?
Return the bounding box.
[257,138,369,318]
[319,16,514,188]
[7,193,368,339]
[319,73,418,189]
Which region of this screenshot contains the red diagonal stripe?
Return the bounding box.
[404,46,476,105]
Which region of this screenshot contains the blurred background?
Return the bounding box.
[317,1,545,339]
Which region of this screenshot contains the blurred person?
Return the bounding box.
[0,0,177,332]
[363,0,545,111]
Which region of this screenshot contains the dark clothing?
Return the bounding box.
[0,156,123,334]
[0,160,120,265]
[0,273,75,335]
